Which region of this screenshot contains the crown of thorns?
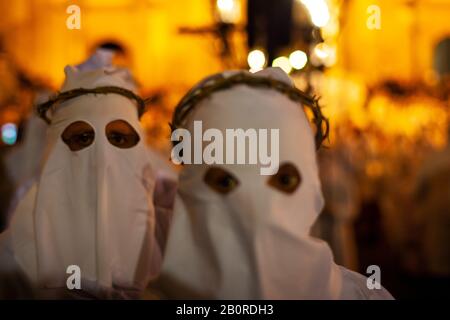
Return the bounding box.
[37,86,149,124]
[171,72,329,150]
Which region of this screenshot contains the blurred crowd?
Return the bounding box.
[316,113,450,298]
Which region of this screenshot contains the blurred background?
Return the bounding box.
[0,0,449,299]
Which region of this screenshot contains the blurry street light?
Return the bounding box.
[314,43,329,59]
[272,56,292,74]
[311,42,336,66]
[216,0,241,24]
[248,49,266,72]
[1,123,18,145]
[289,50,308,70]
[299,0,330,28]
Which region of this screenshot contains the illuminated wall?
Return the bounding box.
[338,0,450,84]
[0,0,246,92]
[3,1,449,89]
[0,0,448,141]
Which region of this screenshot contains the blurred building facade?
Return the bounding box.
[0,0,449,124]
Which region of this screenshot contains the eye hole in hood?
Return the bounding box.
[204,166,240,195]
[267,162,302,194]
[105,119,140,149]
[61,121,95,151]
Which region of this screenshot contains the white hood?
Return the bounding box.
[9,62,156,295]
[159,67,393,299]
[159,68,343,298]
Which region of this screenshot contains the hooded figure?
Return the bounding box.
[0,55,160,299]
[157,68,393,299]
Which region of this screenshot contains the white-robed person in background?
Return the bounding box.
[155,67,393,299]
[0,51,175,299]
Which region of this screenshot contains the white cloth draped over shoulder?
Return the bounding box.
[158,67,394,299]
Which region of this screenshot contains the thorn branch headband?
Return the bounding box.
[37,86,151,124]
[171,72,330,150]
